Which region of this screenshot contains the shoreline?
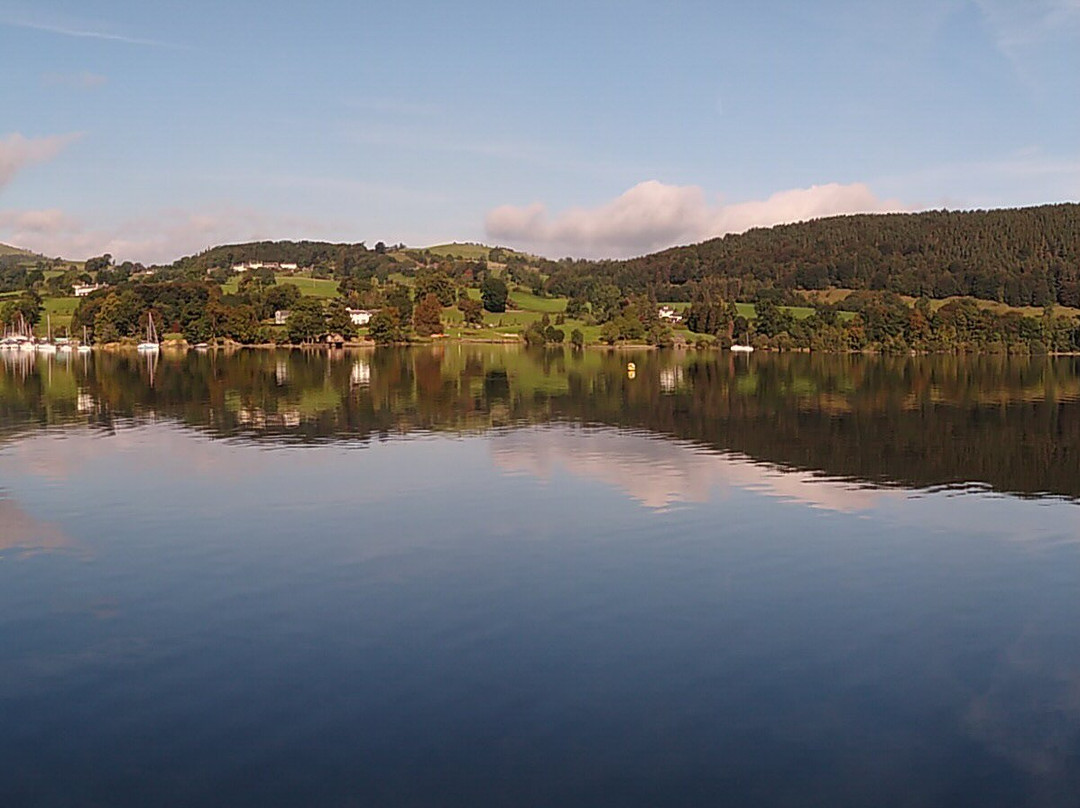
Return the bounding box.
[84,339,1080,357]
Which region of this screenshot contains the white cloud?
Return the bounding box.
[0,17,172,47]
[485,180,906,259]
[491,425,899,513]
[972,0,1080,49]
[0,132,82,190]
[0,496,74,554]
[969,0,1080,89]
[42,71,107,90]
[0,205,334,264]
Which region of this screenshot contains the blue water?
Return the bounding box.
[2,351,1080,806]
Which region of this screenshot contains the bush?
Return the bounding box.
[480,276,508,312]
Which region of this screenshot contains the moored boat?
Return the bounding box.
[137,312,161,353]
[36,314,57,353]
[77,325,92,353]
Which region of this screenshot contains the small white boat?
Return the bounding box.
[730,344,754,353]
[137,312,160,353]
[77,326,92,353]
[36,314,58,353]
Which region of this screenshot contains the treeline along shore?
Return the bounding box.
[1,203,1079,353]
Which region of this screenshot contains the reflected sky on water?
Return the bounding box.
[3,348,1080,806]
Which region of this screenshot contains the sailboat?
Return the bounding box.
[730,330,754,353]
[137,313,160,353]
[17,313,35,352]
[0,321,17,350]
[78,326,92,354]
[57,326,73,354]
[36,314,57,354]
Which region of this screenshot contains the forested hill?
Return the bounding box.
[170,240,381,272]
[546,204,1080,307]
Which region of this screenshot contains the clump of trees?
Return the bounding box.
[457,294,484,328]
[0,291,43,327]
[413,294,444,337]
[481,276,508,312]
[524,314,565,346]
[682,289,1080,354]
[369,308,405,344]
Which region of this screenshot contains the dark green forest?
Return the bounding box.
[546,204,1080,306]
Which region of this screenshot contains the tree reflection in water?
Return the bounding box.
[2,346,1079,501]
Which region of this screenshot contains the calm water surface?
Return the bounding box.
[2,347,1080,807]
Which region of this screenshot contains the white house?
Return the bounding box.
[73,283,107,297]
[274,309,291,325]
[233,260,296,273]
[347,308,374,326]
[658,306,683,323]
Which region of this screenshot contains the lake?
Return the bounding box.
[2,346,1080,807]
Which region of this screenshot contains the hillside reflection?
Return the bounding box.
[2,346,1080,501]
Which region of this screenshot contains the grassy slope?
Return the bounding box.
[38,297,80,336]
[416,243,540,262]
[0,243,34,257]
[221,273,339,298]
[804,289,1080,319]
[421,243,494,260]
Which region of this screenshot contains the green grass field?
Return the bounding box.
[421,243,494,260]
[417,243,538,262]
[0,242,34,257]
[278,276,339,298]
[40,296,80,335]
[221,273,339,298]
[508,288,566,313]
[804,288,1080,319]
[434,307,605,344]
[386,272,414,287]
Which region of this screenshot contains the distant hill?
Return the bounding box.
[141,204,1080,311]
[421,243,497,260]
[170,240,377,272]
[545,203,1080,308]
[0,242,36,258]
[418,243,535,262]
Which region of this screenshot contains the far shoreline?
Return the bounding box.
[86,339,1080,358]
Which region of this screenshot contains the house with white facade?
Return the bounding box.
[73,283,107,297]
[346,308,374,326]
[233,261,300,273]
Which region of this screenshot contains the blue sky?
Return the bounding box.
[0,0,1077,261]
